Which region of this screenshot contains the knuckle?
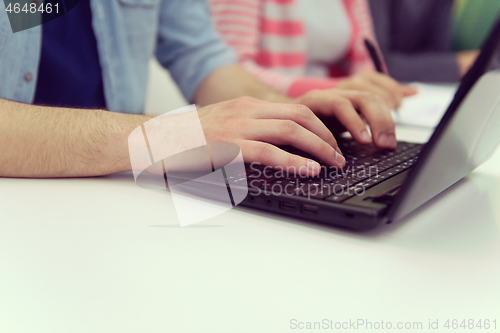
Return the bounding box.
[351,77,364,88]
[363,92,388,108]
[386,116,396,128]
[295,103,312,114]
[257,143,274,161]
[374,94,388,106]
[293,104,313,121]
[362,71,374,78]
[317,141,333,156]
[373,94,386,103]
[285,154,296,169]
[335,97,353,110]
[358,91,377,103]
[281,120,299,135]
[308,89,322,97]
[375,114,395,130]
[236,96,255,103]
[387,90,398,99]
[229,96,257,108]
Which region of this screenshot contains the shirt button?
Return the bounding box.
[24,72,33,82]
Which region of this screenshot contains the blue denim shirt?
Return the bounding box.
[0,0,236,114]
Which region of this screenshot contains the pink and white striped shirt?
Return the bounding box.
[210,0,379,97]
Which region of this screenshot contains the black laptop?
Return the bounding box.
[227,16,500,230]
[158,16,500,230]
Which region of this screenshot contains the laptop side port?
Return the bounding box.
[301,204,318,216]
[280,201,296,212]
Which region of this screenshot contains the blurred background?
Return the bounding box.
[145,0,500,115]
[453,0,500,51]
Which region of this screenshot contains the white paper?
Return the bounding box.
[392,83,458,128]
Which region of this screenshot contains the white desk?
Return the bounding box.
[1,127,499,333]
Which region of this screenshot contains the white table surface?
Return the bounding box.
[1,126,499,333]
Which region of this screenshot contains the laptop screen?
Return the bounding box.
[389,15,500,221]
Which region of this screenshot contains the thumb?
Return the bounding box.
[402,85,419,97]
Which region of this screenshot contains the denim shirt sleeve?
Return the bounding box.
[0,5,41,105]
[0,0,236,111]
[155,0,237,103]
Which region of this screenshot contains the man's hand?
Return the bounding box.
[0,98,150,178]
[337,71,418,109]
[295,89,398,149]
[196,65,400,159]
[198,97,346,176]
[1,66,398,178]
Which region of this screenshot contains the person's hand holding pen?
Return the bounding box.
[336,39,418,110]
[337,71,418,110]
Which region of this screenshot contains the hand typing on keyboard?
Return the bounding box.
[199,90,396,178]
[294,89,397,149]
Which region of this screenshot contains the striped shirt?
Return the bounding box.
[210,0,378,97]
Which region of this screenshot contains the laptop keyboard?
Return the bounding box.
[231,140,423,203]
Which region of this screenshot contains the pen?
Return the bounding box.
[364,38,402,117]
[364,38,385,74]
